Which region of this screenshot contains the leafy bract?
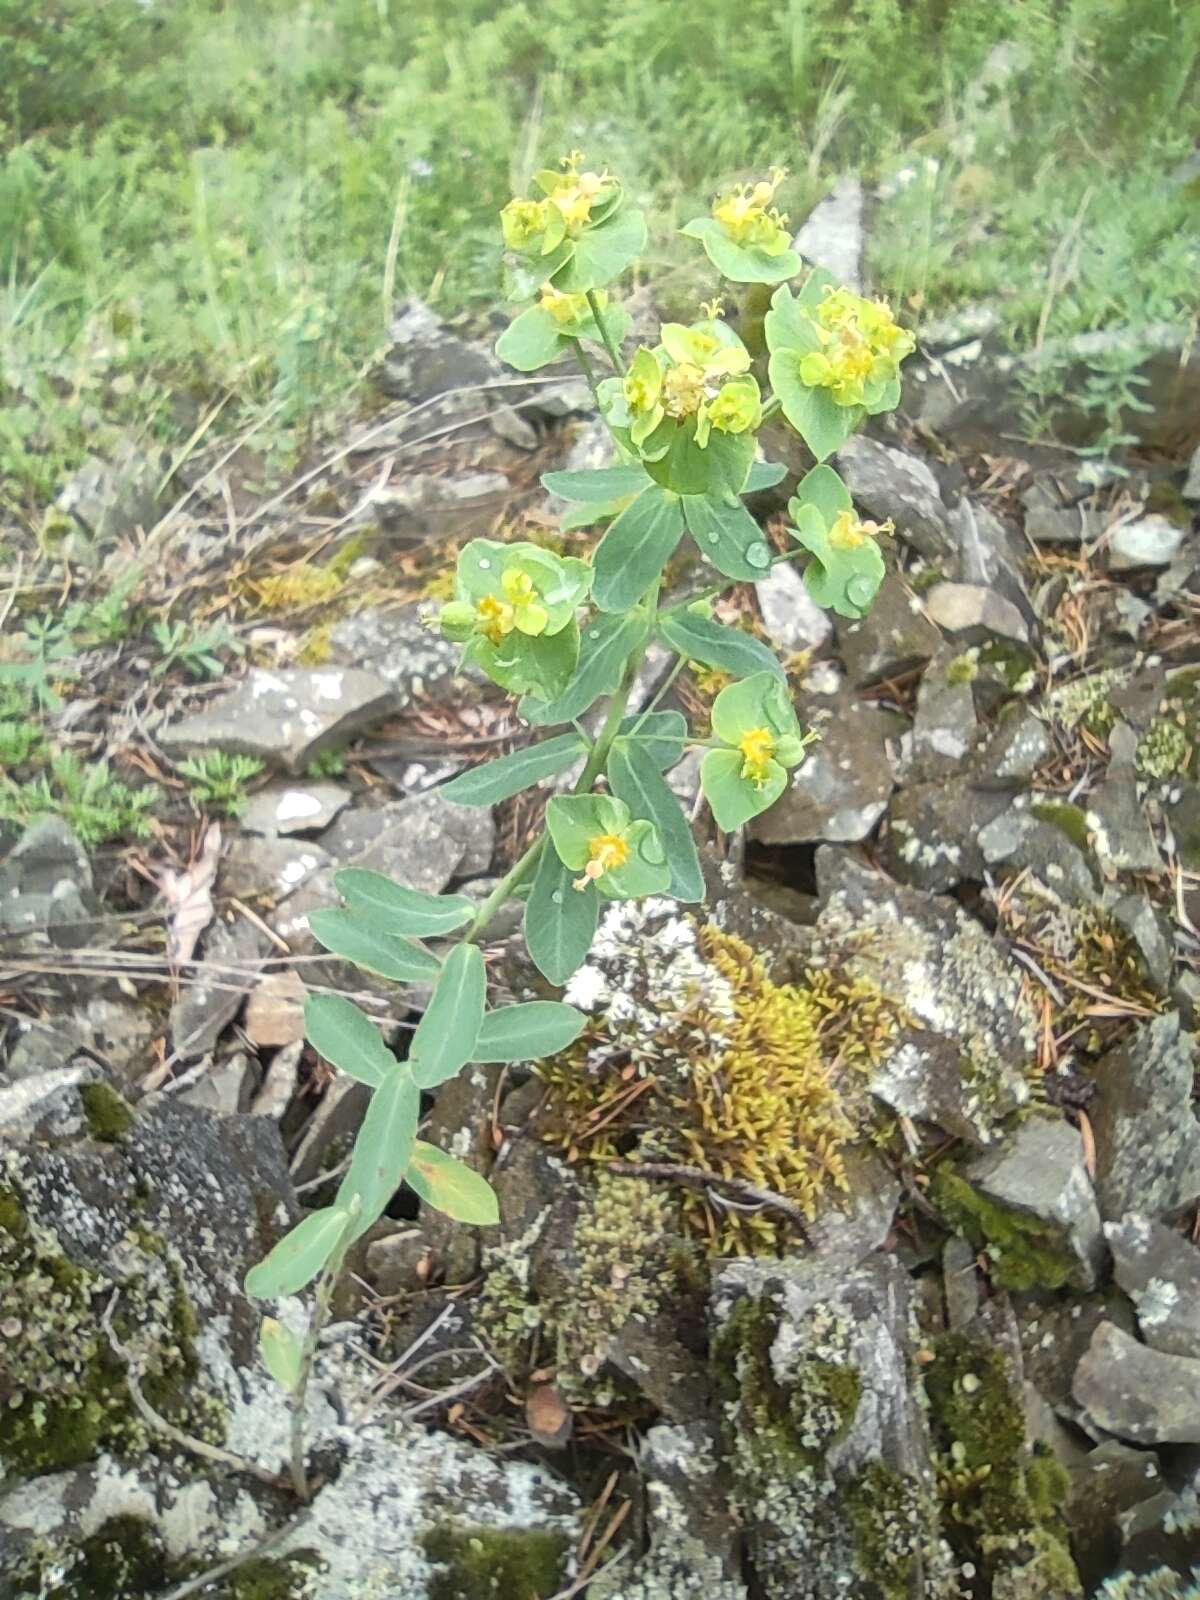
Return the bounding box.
[607,740,703,902]
[334,869,474,937]
[592,485,686,613]
[524,842,598,986]
[680,215,800,284]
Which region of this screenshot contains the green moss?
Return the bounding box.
[1030,800,1092,852]
[79,1081,135,1142]
[227,1554,319,1599]
[43,1515,169,1599]
[845,1463,929,1600]
[421,1523,569,1600]
[0,1181,28,1238]
[931,1168,1078,1291]
[944,649,980,686]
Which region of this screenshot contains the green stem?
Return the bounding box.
[628,655,686,736]
[586,288,626,376]
[566,336,605,416]
[290,1232,350,1501]
[464,835,545,943]
[760,395,782,422]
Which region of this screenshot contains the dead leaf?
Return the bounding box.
[525,1382,573,1449]
[1077,1109,1096,1179]
[160,823,221,968]
[245,969,307,1047]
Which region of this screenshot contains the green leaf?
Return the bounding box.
[767,350,865,461]
[334,869,475,937]
[681,494,774,582]
[259,1317,303,1393]
[335,1065,420,1239]
[524,842,598,985]
[791,504,886,620]
[410,943,487,1089]
[615,709,687,769]
[495,305,564,372]
[763,280,821,356]
[551,207,647,293]
[406,1141,500,1225]
[577,303,632,353]
[642,418,755,499]
[593,485,686,613]
[710,670,802,745]
[542,465,652,502]
[681,216,801,284]
[607,741,703,902]
[700,745,787,831]
[545,793,628,868]
[789,463,852,527]
[472,1001,586,1062]
[467,618,580,702]
[521,613,649,727]
[746,460,787,492]
[244,1205,351,1299]
[304,993,396,1087]
[559,497,630,532]
[440,733,587,806]
[657,609,785,681]
[307,908,442,984]
[866,374,902,416]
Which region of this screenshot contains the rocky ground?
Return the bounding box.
[2,231,1200,1598]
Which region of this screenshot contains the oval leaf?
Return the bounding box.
[406,1141,500,1225]
[615,709,687,770]
[495,305,564,372]
[409,942,487,1089]
[335,1066,420,1239]
[524,842,598,986]
[244,1205,351,1299]
[307,908,441,984]
[440,733,587,807]
[334,869,474,937]
[682,216,801,285]
[259,1316,303,1393]
[542,465,652,502]
[472,1000,586,1062]
[304,993,395,1087]
[607,740,704,902]
[551,206,647,293]
[681,494,775,582]
[521,613,649,727]
[768,350,864,461]
[593,485,686,613]
[658,609,784,680]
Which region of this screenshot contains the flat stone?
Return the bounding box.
[835,436,955,563]
[972,703,1052,788]
[55,439,165,547]
[1183,443,1200,501]
[885,779,1007,893]
[1105,1215,1200,1359]
[170,916,269,1060]
[1110,893,1174,991]
[240,782,351,836]
[1074,1321,1200,1445]
[751,679,901,845]
[908,654,980,780]
[834,571,941,687]
[1107,513,1187,572]
[978,806,1098,906]
[1090,1013,1200,1221]
[961,1115,1105,1290]
[1025,505,1097,545]
[754,560,833,653]
[179,1051,258,1116]
[0,817,109,950]
[1065,1441,1166,1592]
[161,669,395,773]
[0,1063,103,1143]
[1085,776,1162,876]
[244,970,307,1048]
[328,603,469,707]
[923,581,1030,645]
[217,835,332,904]
[791,176,863,290]
[290,1074,371,1189]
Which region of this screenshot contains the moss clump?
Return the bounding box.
[924,1331,1079,1595]
[244,563,344,612]
[930,1168,1079,1291]
[421,1523,569,1600]
[538,919,904,1250]
[41,1514,168,1599]
[1045,667,1125,735]
[945,649,980,686]
[227,1554,320,1599]
[1097,1572,1200,1600]
[1030,799,1092,852]
[80,1081,135,1142]
[1136,670,1200,782]
[845,1463,930,1600]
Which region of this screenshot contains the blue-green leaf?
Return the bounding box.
[472,1001,586,1062]
[244,1205,352,1299]
[682,494,774,582]
[521,613,649,727]
[307,908,441,983]
[524,843,598,986]
[607,741,704,902]
[406,1142,499,1225]
[746,460,787,492]
[615,709,687,769]
[304,993,395,1087]
[657,609,785,680]
[336,1065,420,1239]
[593,485,686,613]
[542,465,652,501]
[550,207,647,293]
[409,943,487,1089]
[334,869,474,937]
[440,734,587,806]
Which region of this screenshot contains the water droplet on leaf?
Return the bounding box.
[551,890,564,905]
[478,558,491,569]
[745,542,771,569]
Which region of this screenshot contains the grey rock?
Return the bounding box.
[834,570,941,686]
[377,297,499,408]
[366,470,510,540]
[1074,1321,1200,1445]
[170,916,269,1059]
[803,1143,902,1269]
[1108,513,1187,572]
[55,439,165,546]
[755,559,833,653]
[1112,590,1153,640]
[1025,505,1097,545]
[952,496,1032,621]
[943,1235,981,1329]
[240,782,352,837]
[792,177,863,290]
[364,1228,426,1296]
[886,778,1007,892]
[179,1050,259,1116]
[923,581,1030,645]
[978,806,1098,906]
[751,678,901,844]
[1,997,155,1092]
[290,1074,371,1189]
[1066,1441,1166,1593]
[0,817,109,949]
[909,653,980,779]
[1110,893,1175,991]
[0,1062,104,1143]
[835,435,956,563]
[1090,1013,1200,1220]
[1105,1215,1200,1359]
[973,703,1052,788]
[161,668,395,773]
[250,1037,304,1122]
[1018,1294,1136,1417]
[1086,776,1162,875]
[1183,443,1200,502]
[488,402,540,450]
[319,788,493,879]
[217,834,331,904]
[961,1115,1105,1290]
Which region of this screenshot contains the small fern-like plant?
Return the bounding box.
[242,153,915,1499]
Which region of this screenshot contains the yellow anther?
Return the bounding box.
[475,594,515,644]
[662,362,707,419]
[572,832,629,892]
[738,726,776,784]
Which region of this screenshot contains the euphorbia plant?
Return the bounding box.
[244,155,914,1494]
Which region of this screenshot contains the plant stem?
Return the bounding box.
[760,395,782,422]
[289,1238,348,1501]
[586,289,626,376]
[566,336,606,416]
[628,655,686,736]
[463,834,545,943]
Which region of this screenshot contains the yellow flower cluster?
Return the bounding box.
[500,152,616,255]
[712,167,791,254]
[827,509,895,551]
[738,726,777,785]
[474,567,548,643]
[798,287,916,408]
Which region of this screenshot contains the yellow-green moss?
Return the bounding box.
[845,1463,930,1600]
[227,1554,320,1599]
[35,1515,168,1599]
[80,1081,135,1142]
[945,649,980,686]
[1030,800,1092,853]
[421,1523,569,1599]
[930,1168,1077,1291]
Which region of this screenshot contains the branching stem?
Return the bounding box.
[586,288,626,376]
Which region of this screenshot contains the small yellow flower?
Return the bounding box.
[500,567,550,636]
[799,288,916,406]
[546,154,614,233]
[712,167,790,253]
[539,282,591,326]
[700,297,726,321]
[572,831,630,892]
[738,726,777,785]
[476,593,515,644]
[501,197,550,252]
[827,510,894,551]
[662,362,707,420]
